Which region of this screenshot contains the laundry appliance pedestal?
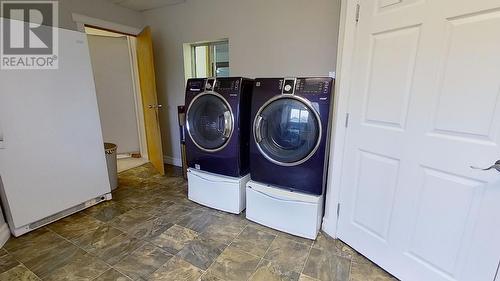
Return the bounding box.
[246,180,323,239]
[188,168,249,214]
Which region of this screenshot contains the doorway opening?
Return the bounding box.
[84,26,149,173]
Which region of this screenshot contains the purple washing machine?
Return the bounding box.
[249,77,334,195]
[184,77,253,214]
[246,77,334,238]
[185,77,253,177]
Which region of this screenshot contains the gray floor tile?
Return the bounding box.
[200,219,246,246]
[155,203,196,223]
[48,213,105,240]
[4,228,63,262]
[149,256,203,281]
[176,209,221,233]
[231,225,276,257]
[43,251,109,281]
[176,236,226,270]
[94,268,132,281]
[109,210,153,232]
[199,271,225,281]
[126,216,174,241]
[90,233,146,265]
[250,259,300,281]
[22,242,84,278]
[0,165,399,281]
[299,274,319,281]
[0,249,20,274]
[113,243,173,280]
[302,248,350,281]
[206,245,261,281]
[84,201,133,222]
[313,234,357,260]
[72,224,124,253]
[264,236,311,273]
[150,224,199,255]
[350,256,398,281]
[0,264,40,281]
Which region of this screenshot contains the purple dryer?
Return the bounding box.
[249,77,334,195]
[185,77,254,177]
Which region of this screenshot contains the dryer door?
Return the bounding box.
[254,96,321,166]
[187,92,233,152]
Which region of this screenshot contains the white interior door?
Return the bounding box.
[337,1,500,281]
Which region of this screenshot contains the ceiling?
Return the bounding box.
[108,0,186,12]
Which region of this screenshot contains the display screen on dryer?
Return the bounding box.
[217,79,233,89]
[188,81,204,92]
[303,82,323,92]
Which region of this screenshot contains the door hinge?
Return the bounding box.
[345,113,350,128]
[337,203,341,217]
[355,4,360,23]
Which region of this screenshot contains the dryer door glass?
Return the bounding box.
[255,97,320,165]
[187,93,233,151]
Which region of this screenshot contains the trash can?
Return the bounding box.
[104,143,118,190]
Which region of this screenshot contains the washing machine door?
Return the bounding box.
[254,95,321,166]
[187,92,234,152]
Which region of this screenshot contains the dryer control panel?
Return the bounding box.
[186,78,206,93]
[295,78,332,95]
[214,78,241,92]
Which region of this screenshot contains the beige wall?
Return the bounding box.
[87,35,140,154]
[143,0,341,165]
[58,0,144,31]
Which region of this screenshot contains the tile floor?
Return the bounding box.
[0,164,397,281]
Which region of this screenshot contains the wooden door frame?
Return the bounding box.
[321,0,361,238]
[72,14,149,160]
[72,13,141,35]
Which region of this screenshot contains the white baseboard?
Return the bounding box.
[163,155,182,167]
[0,222,10,247]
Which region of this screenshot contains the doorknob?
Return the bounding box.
[157,104,163,109]
[470,160,500,172]
[148,104,154,109]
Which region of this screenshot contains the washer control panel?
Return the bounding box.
[282,78,296,95]
[186,79,206,93]
[296,78,332,95]
[214,78,241,92]
[205,78,216,91]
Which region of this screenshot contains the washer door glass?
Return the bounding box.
[255,97,320,165]
[187,93,233,151]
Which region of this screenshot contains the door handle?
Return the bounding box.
[149,104,163,109]
[255,115,263,143]
[148,104,162,109]
[222,111,232,138]
[471,160,500,172]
